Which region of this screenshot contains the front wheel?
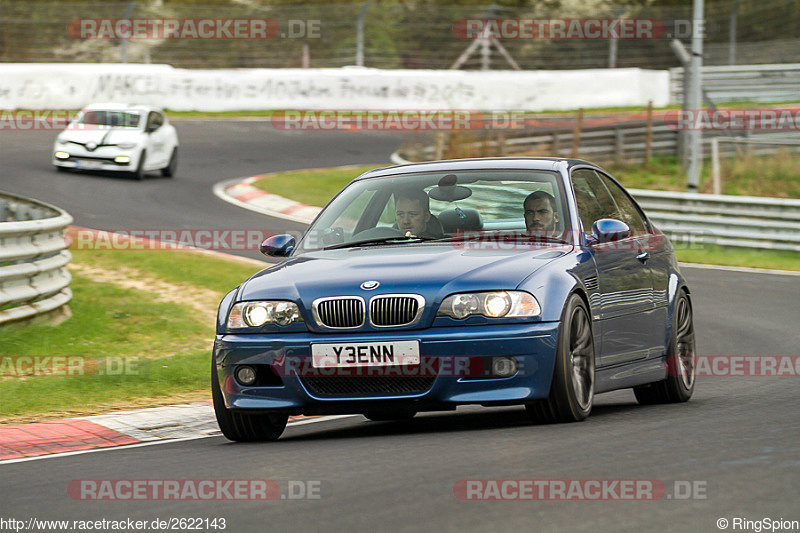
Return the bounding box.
[161,148,178,177]
[131,150,146,180]
[633,290,695,404]
[526,294,595,423]
[212,362,288,441]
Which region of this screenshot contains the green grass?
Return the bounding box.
[0,246,269,423]
[68,248,263,295]
[251,164,383,207]
[674,244,800,272]
[0,275,213,421]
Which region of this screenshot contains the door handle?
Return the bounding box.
[636,250,649,262]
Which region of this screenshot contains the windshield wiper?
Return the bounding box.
[322,235,439,250]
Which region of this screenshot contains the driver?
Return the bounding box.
[395,189,432,236]
[523,190,559,232]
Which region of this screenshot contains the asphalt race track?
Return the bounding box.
[1,122,799,532]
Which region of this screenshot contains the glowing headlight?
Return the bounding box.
[117,142,137,149]
[437,291,540,319]
[227,301,302,329]
[54,151,70,159]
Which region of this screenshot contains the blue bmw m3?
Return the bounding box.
[213,158,696,441]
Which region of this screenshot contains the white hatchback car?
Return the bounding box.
[53,103,179,180]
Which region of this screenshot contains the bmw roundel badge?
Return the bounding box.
[360,280,380,290]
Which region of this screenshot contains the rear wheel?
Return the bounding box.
[526,294,595,423]
[212,361,288,441]
[633,290,695,404]
[364,410,417,422]
[161,148,178,177]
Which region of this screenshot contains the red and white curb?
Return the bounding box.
[213,175,321,225]
[0,400,351,463]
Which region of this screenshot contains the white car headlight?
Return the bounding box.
[227,301,303,328]
[117,142,138,149]
[437,291,540,319]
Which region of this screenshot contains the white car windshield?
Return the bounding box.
[77,110,141,128]
[298,169,571,252]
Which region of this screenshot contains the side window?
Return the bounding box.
[570,169,621,234]
[599,173,646,233]
[146,112,162,131]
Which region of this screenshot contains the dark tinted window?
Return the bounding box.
[570,168,620,234]
[599,173,646,232]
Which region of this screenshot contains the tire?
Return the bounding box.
[526,294,595,423]
[161,148,178,177]
[132,150,146,180]
[364,410,417,422]
[633,290,695,405]
[212,361,288,442]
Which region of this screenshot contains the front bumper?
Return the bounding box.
[52,148,137,172]
[214,321,560,415]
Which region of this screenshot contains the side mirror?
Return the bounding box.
[260,234,295,257]
[590,218,630,244]
[146,124,158,133]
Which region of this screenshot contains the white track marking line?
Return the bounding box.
[0,415,358,465]
[679,262,800,277]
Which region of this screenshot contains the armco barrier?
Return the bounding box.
[390,151,800,252]
[0,192,73,325]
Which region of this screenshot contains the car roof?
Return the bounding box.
[353,157,603,181]
[81,103,159,113]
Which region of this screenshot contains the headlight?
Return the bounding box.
[117,142,137,149]
[437,291,540,319]
[227,301,303,328]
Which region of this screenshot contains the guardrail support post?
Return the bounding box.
[571,108,583,158]
[615,127,625,165]
[711,137,721,195]
[645,100,653,164]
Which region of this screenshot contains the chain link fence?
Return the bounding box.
[1,0,799,69]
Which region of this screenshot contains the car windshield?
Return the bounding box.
[76,110,141,128]
[297,169,571,252]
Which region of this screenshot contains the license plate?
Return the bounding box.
[311,340,420,368]
[77,160,103,170]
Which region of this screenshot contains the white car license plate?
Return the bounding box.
[311,340,420,368]
[77,160,103,170]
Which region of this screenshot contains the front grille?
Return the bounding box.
[314,297,364,328]
[301,376,436,397]
[370,295,423,326]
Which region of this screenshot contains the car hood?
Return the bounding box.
[59,127,143,145]
[239,244,571,305]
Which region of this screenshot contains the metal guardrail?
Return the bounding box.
[629,189,800,253]
[670,64,800,104]
[404,122,800,165]
[0,191,73,325]
[390,151,800,252]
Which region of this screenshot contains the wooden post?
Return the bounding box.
[615,127,625,165]
[571,108,584,158]
[434,132,445,160]
[497,132,506,156]
[644,100,653,164]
